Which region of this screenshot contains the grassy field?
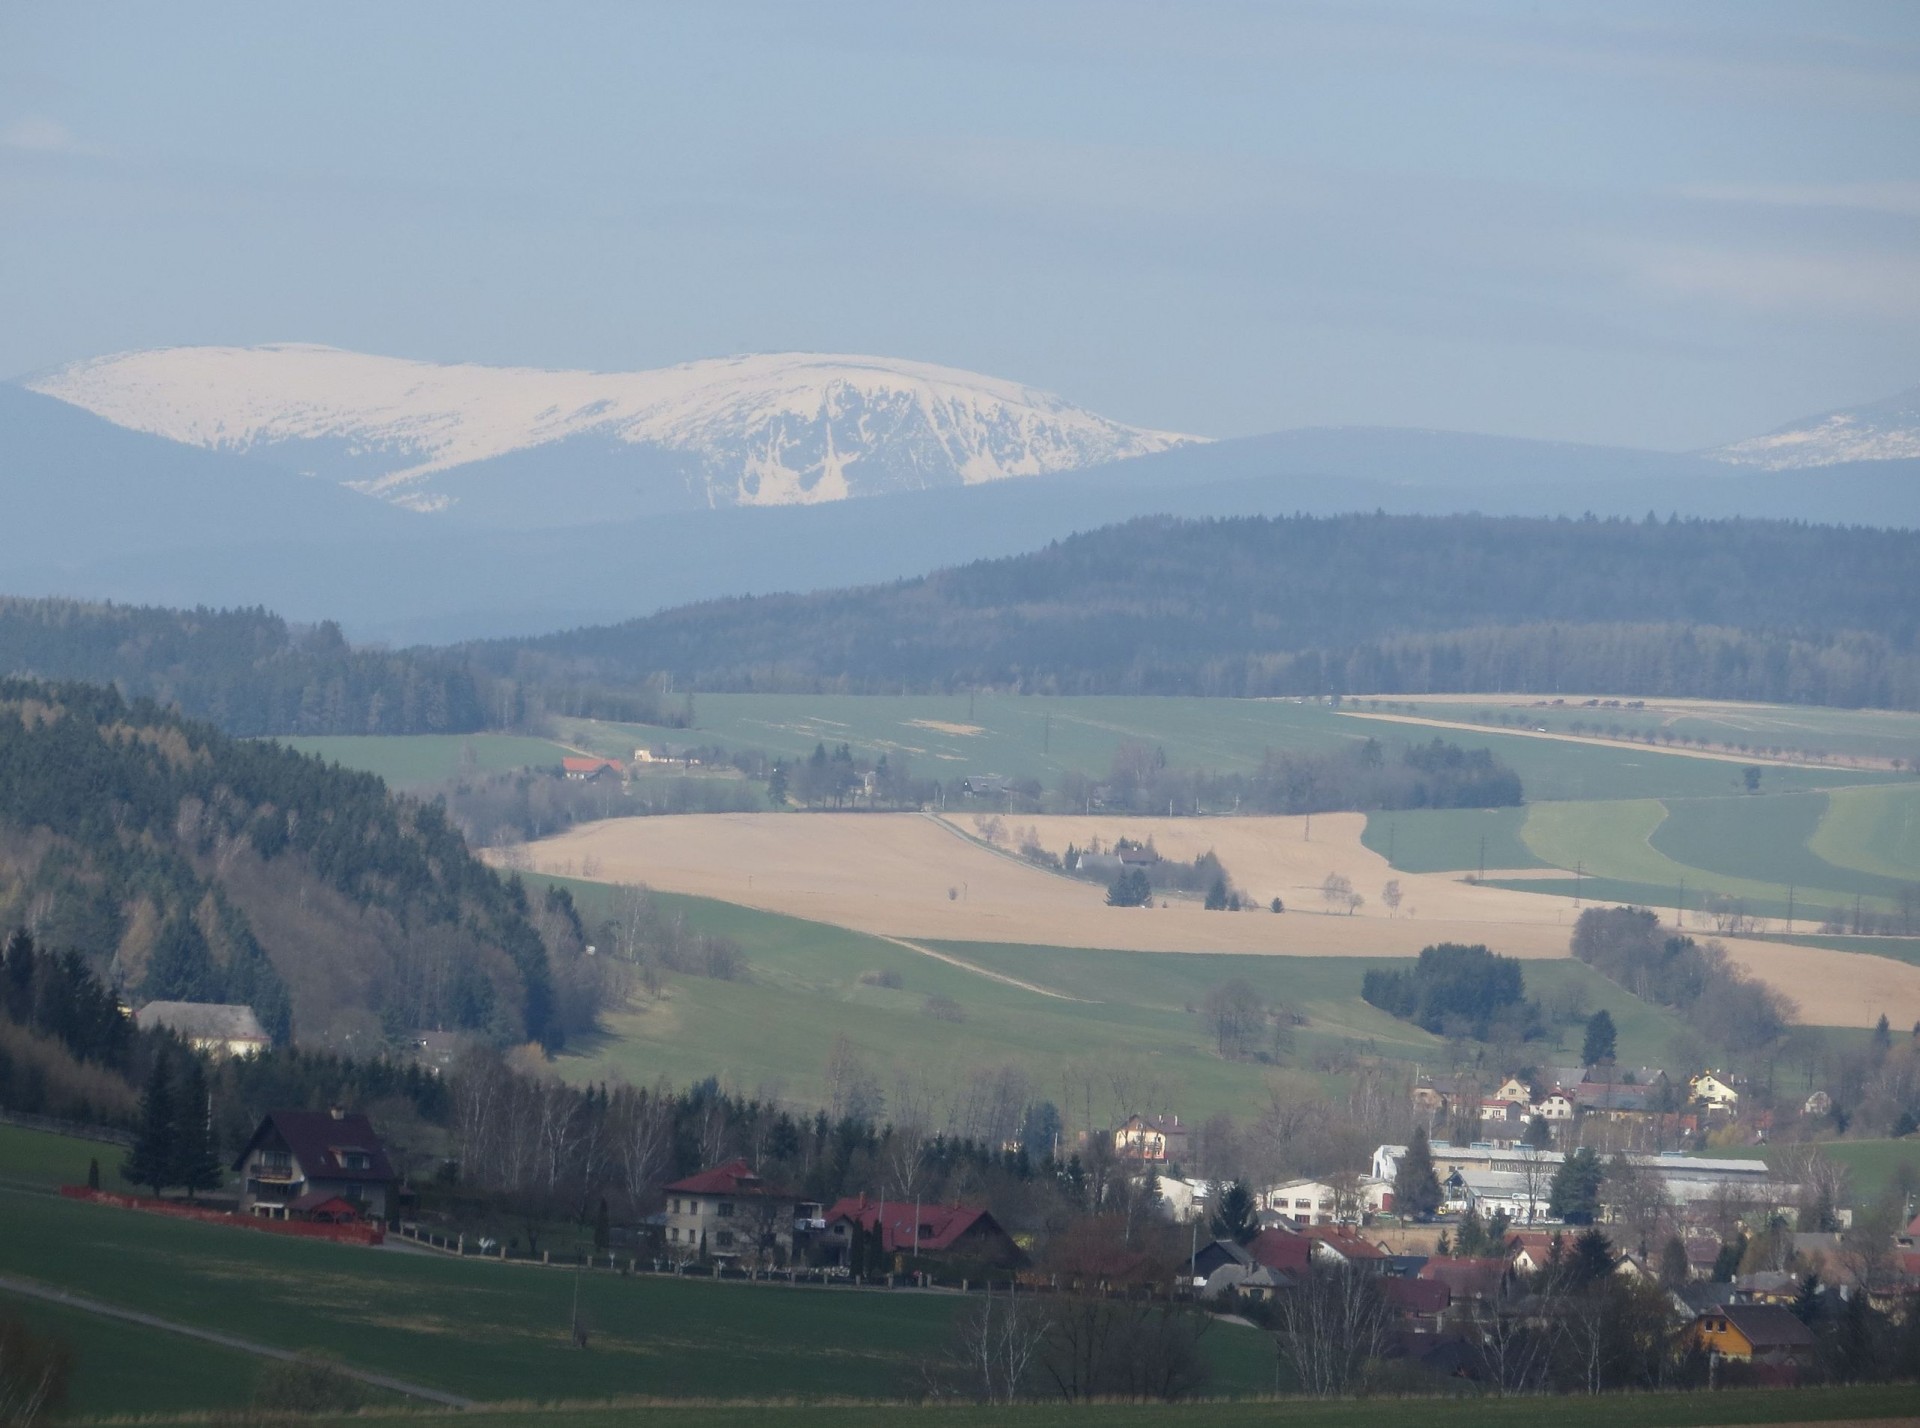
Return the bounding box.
[1652,793,1914,903]
[0,1286,261,1418]
[1813,784,1920,883]
[1361,807,1542,873]
[557,695,1901,803]
[0,1122,116,1193]
[277,733,577,788]
[0,1189,1275,1407]
[109,1383,1920,1428]
[537,878,1700,1122]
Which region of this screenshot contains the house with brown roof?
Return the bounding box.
[233,1109,395,1220]
[820,1195,1022,1270]
[662,1159,798,1265]
[561,756,623,781]
[1113,1113,1189,1164]
[1418,1256,1510,1303]
[1683,1304,1815,1368]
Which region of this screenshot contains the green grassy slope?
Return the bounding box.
[276,733,575,787]
[1362,807,1542,873]
[1813,784,1920,883]
[1691,1139,1920,1207]
[0,1123,116,1193]
[0,1286,260,1418]
[1652,793,1913,903]
[0,1191,1272,1405]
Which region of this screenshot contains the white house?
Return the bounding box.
[1689,1072,1740,1110]
[135,1001,269,1058]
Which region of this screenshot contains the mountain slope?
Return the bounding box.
[467,513,1920,708]
[1711,385,1920,469]
[25,344,1199,521]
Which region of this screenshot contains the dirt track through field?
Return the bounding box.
[497,812,1920,1027]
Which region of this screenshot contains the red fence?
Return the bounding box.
[59,1186,384,1245]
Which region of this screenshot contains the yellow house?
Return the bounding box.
[1683,1305,1813,1364]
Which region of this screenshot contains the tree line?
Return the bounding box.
[462,514,1920,709]
[1570,906,1794,1053]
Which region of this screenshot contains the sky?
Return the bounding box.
[2,1,1917,449]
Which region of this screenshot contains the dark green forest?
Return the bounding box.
[0,598,487,735]
[470,514,1920,707]
[0,679,602,1049]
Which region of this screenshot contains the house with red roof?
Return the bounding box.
[233,1108,396,1221]
[1299,1223,1389,1268]
[562,756,623,781]
[1418,1256,1511,1303]
[1244,1228,1313,1275]
[662,1159,800,1265]
[820,1194,1022,1269]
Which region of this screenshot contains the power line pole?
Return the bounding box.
[1785,885,1794,933]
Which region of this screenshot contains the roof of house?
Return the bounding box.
[135,1001,268,1042]
[233,1109,396,1182]
[1713,1304,1816,1349]
[562,756,622,773]
[664,1158,791,1199]
[822,1198,1010,1255]
[1245,1229,1314,1274]
[1384,1276,1451,1315]
[1572,1083,1653,1111]
[1419,1257,1508,1299]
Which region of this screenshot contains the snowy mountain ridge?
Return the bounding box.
[27,343,1200,517]
[1709,384,1920,470]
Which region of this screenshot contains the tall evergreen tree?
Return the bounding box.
[1582,1009,1618,1066]
[121,1050,175,1197]
[168,1055,224,1200]
[1393,1126,1444,1220]
[1210,1181,1257,1243]
[1548,1147,1605,1224]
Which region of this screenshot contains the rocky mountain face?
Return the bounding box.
[1710,385,1920,469]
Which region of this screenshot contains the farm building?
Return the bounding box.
[1113,1113,1188,1163]
[562,757,624,781]
[1682,1304,1815,1370]
[135,1001,269,1058]
[233,1108,396,1221]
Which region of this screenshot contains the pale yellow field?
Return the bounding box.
[493,811,1920,1028]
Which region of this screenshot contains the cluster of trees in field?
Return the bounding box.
[1570,906,1794,1053]
[440,763,764,848]
[1361,942,1545,1042]
[465,514,1920,709]
[0,681,605,1050]
[0,598,489,735]
[0,930,154,1124]
[774,743,935,810]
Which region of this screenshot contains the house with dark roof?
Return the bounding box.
[1418,1256,1510,1303]
[820,1196,1022,1269]
[1683,1303,1815,1368]
[662,1159,799,1265]
[233,1109,396,1220]
[561,756,623,781]
[1244,1228,1313,1276]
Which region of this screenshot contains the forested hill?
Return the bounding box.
[0,680,598,1050]
[0,598,486,736]
[470,514,1920,708]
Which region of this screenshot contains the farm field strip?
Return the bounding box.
[501,813,1920,1027]
[277,732,576,788]
[1812,784,1920,884]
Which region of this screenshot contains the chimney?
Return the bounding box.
[329,1106,345,1120]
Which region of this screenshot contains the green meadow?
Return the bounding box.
[537,881,1701,1122]
[0,1187,1273,1409]
[278,732,576,788]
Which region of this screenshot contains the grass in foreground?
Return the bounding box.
[102,1382,1920,1428]
[0,1190,1272,1406]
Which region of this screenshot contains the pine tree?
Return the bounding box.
[86,1157,100,1191]
[122,1050,175,1197]
[1582,1009,1618,1066]
[593,1197,611,1254]
[1393,1126,1444,1220]
[169,1055,224,1200]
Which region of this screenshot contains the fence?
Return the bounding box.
[0,1108,132,1146]
[60,1186,385,1245]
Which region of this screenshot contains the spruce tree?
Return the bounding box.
[169,1055,224,1201]
[593,1197,611,1254]
[1393,1126,1443,1220]
[122,1050,175,1197]
[1582,1009,1618,1066]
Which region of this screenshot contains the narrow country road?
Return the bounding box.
[0,1271,473,1409]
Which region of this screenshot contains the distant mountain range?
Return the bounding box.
[5,347,1917,641]
[25,344,1196,522]
[1711,385,1920,469]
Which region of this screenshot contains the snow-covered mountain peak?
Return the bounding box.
[1709,385,1920,469]
[26,344,1202,518]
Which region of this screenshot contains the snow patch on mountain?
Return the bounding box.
[28,344,1201,514]
[1710,385,1920,469]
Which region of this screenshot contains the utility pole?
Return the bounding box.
[1478,835,1486,882]
[1677,877,1685,928]
[1575,861,1583,905]
[1387,823,1396,866]
[1786,885,1794,932]
[1304,812,1311,842]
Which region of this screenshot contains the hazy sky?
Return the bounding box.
[3,2,1917,448]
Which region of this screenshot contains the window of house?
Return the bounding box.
[717,1201,734,1218]
[344,1153,370,1171]
[715,1231,735,1248]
